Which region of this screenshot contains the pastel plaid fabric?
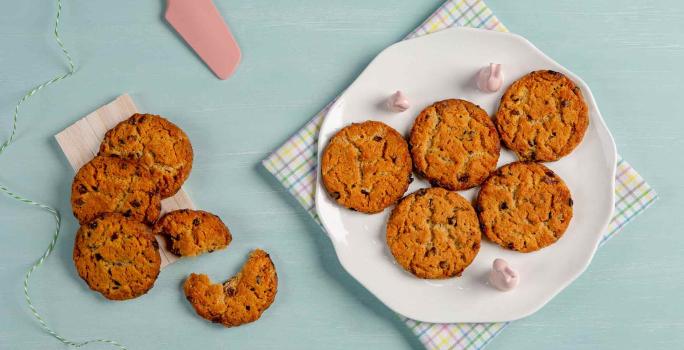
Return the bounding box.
[262,1,658,349]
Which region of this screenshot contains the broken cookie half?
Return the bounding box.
[183,249,277,327]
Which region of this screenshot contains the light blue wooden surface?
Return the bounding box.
[0,1,681,349]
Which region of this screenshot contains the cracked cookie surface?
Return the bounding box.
[321,121,412,214]
[409,99,500,191]
[386,187,481,279]
[495,70,589,162]
[71,155,161,225]
[73,213,161,300]
[183,249,278,327]
[154,209,232,257]
[99,113,193,198]
[476,161,573,253]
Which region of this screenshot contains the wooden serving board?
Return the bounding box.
[55,94,193,268]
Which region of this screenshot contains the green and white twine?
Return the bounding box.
[1,1,126,349]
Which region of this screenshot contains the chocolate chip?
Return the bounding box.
[448,217,457,225]
[508,243,515,250]
[331,192,340,200]
[499,202,508,210]
[547,70,560,75]
[512,97,520,102]
[526,114,533,121]
[88,221,98,229]
[256,276,262,284]
[361,189,370,196]
[568,198,574,206]
[545,170,555,177]
[118,139,125,145]
[193,218,201,226]
[77,184,87,194]
[560,100,570,108]
[439,261,448,269]
[113,280,121,286]
[472,242,480,250]
[111,233,118,240]
[225,286,236,296]
[123,209,132,218]
[128,118,137,125]
[95,253,103,261]
[211,316,222,324]
[245,305,251,311]
[511,110,520,115]
[458,174,470,182]
[130,200,141,208]
[373,136,382,142]
[75,198,85,206]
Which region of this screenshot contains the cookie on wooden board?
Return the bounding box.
[72,213,161,300]
[409,99,500,191]
[71,155,161,225]
[321,120,412,214]
[99,113,194,198]
[154,209,232,257]
[183,249,278,327]
[386,187,481,279]
[476,161,573,253]
[495,70,589,162]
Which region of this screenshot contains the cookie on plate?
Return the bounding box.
[99,113,193,198]
[154,209,232,257]
[386,187,481,279]
[73,213,161,300]
[71,155,161,225]
[409,99,500,191]
[321,120,412,214]
[183,249,278,327]
[495,70,589,162]
[476,161,573,253]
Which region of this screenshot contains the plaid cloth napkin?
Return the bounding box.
[262,1,658,349]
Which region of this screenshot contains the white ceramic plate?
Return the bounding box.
[315,27,616,323]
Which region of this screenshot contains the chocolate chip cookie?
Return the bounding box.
[386,187,481,279]
[73,213,161,300]
[409,99,500,191]
[321,121,412,214]
[71,155,161,225]
[99,113,193,198]
[476,161,573,253]
[183,249,278,327]
[495,70,589,162]
[154,209,232,257]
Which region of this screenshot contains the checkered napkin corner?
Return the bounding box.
[262,1,658,350]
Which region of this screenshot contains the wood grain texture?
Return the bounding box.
[55,94,196,268]
[0,1,680,350]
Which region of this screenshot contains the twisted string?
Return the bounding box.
[1,1,126,349]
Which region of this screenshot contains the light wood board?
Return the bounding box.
[55,94,193,268]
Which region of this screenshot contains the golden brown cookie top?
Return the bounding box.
[409,99,500,190]
[183,249,278,327]
[154,209,232,257]
[71,155,161,225]
[321,120,412,214]
[495,70,589,162]
[476,161,573,252]
[386,187,482,279]
[72,213,161,300]
[99,113,194,198]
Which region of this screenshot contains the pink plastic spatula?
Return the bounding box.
[165,0,241,80]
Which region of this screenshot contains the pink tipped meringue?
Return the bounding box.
[387,91,410,112]
[477,63,504,93]
[489,258,519,291]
